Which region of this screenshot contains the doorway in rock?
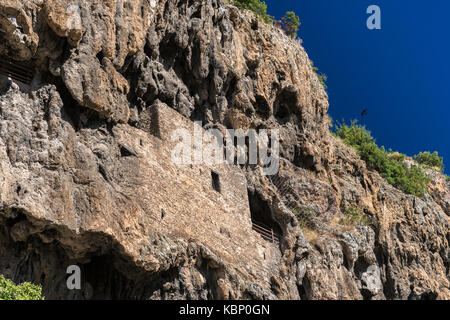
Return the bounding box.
[247,189,282,243]
[211,170,221,193]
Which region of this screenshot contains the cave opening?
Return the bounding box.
[247,189,282,242]
[273,86,299,124]
[274,104,290,122]
[80,254,180,300]
[254,94,271,119]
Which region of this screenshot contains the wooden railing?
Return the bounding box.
[251,220,281,244]
[0,58,33,85]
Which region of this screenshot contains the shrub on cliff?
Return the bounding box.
[233,1,303,41]
[294,206,315,229]
[280,11,301,38]
[414,151,444,172]
[233,0,273,23]
[0,275,44,300]
[310,61,328,90]
[334,121,430,197]
[339,206,369,226]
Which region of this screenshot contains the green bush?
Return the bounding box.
[293,206,315,229]
[334,120,430,197]
[233,0,273,23]
[414,151,444,172]
[0,275,44,300]
[339,206,369,226]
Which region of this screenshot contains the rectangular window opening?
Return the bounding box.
[211,171,221,193]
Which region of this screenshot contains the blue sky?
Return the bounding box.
[266,0,449,173]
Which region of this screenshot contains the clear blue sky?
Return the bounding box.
[266,0,449,173]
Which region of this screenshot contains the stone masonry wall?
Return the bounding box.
[113,101,281,288]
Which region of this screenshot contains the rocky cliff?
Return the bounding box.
[0,0,448,300]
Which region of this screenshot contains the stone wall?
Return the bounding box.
[113,101,281,287]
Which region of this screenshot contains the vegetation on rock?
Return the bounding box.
[310,61,328,90]
[339,206,369,226]
[334,120,431,197]
[280,11,301,38]
[414,151,444,172]
[233,0,273,23]
[294,206,315,230]
[0,275,44,300]
[233,1,301,39]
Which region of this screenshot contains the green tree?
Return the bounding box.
[0,275,44,300]
[281,11,301,38]
[233,0,273,23]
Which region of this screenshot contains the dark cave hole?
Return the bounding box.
[96,51,105,64]
[273,86,298,124]
[354,256,370,279]
[163,1,170,15]
[225,74,238,107]
[82,255,182,300]
[55,78,82,131]
[82,254,144,300]
[98,164,109,181]
[294,145,315,171]
[3,208,28,228]
[255,94,271,119]
[211,170,221,193]
[251,20,259,30]
[119,144,137,157]
[82,255,119,300]
[246,59,259,79]
[298,276,311,300]
[274,104,290,123]
[41,228,58,240]
[191,7,202,19]
[247,189,282,239]
[159,33,179,68]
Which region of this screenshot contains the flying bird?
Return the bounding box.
[361,109,367,117]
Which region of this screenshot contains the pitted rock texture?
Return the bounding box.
[0,0,448,300]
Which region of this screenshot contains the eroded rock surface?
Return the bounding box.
[0,0,448,300]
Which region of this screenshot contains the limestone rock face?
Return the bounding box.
[0,0,39,61]
[0,0,448,300]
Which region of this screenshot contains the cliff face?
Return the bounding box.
[0,0,448,300]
